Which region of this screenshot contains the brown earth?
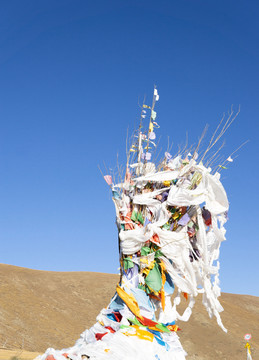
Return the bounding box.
[0,263,258,360]
[0,349,40,360]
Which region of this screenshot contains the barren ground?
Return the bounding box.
[0,264,258,360]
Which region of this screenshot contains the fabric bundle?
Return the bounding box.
[38,88,229,360]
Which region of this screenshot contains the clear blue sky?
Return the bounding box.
[0,0,258,296]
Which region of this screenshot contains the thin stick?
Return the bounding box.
[193,124,209,161]
[145,85,157,160]
[205,141,225,167]
[219,140,249,169]
[200,107,240,162]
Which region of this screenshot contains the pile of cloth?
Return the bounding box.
[39,89,229,360]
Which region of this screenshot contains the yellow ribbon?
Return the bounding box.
[124,326,154,342]
[245,342,251,355]
[116,285,143,319]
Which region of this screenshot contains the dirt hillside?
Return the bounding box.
[0,263,258,360]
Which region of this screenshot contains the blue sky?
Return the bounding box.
[0,0,258,296]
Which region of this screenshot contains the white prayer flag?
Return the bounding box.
[154,88,159,101]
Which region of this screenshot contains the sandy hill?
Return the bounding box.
[0,264,258,360]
